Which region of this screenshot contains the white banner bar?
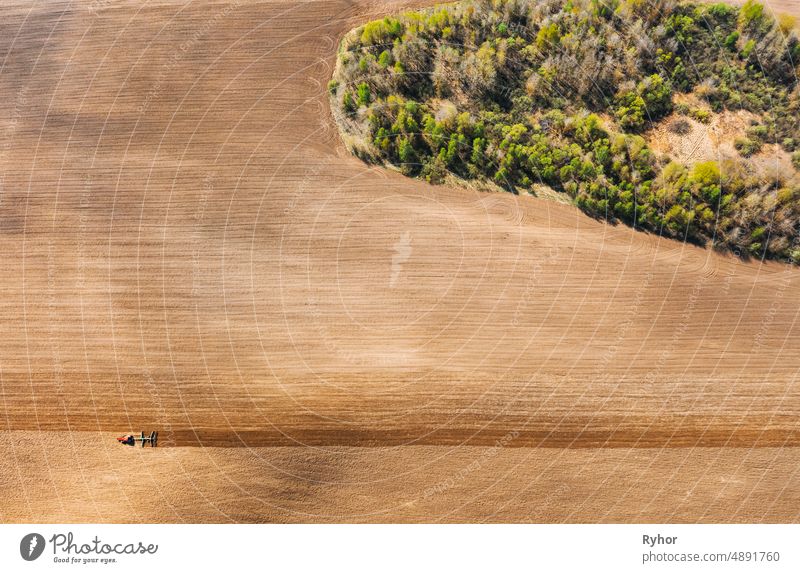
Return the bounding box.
[1,524,797,572]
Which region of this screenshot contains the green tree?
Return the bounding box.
[357,82,371,106]
[398,137,416,163]
[342,92,356,113]
[361,18,404,46]
[638,74,672,119]
[615,92,646,131]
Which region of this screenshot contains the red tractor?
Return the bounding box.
[117,431,158,447]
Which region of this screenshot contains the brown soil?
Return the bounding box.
[4,431,800,523]
[1,0,799,523]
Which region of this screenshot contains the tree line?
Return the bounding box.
[330,0,800,261]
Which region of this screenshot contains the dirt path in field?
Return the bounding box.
[0,0,799,522]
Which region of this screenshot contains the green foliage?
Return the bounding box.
[739,0,765,30]
[536,23,561,49]
[706,3,735,19]
[614,75,672,131]
[360,17,404,46]
[331,0,800,261]
[357,82,371,106]
[667,13,696,47]
[688,162,722,203]
[724,31,739,49]
[740,39,756,59]
[398,137,417,171]
[638,74,673,119]
[664,204,694,233]
[615,92,646,131]
[342,91,355,113]
[734,137,762,157]
[689,108,710,123]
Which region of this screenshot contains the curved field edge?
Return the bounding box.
[1,0,799,524]
[329,0,800,262]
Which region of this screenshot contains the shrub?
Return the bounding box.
[734,137,762,157]
[778,14,797,35]
[615,91,647,131]
[746,124,769,141]
[665,204,694,233]
[330,0,800,261]
[724,31,739,49]
[740,39,756,59]
[360,18,404,46]
[342,92,356,113]
[615,75,673,131]
[398,137,417,166]
[669,118,692,135]
[638,74,673,119]
[422,154,448,184]
[536,23,561,49]
[357,82,371,106]
[738,0,769,32]
[689,108,711,123]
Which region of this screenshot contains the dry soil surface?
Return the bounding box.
[1,0,799,522]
